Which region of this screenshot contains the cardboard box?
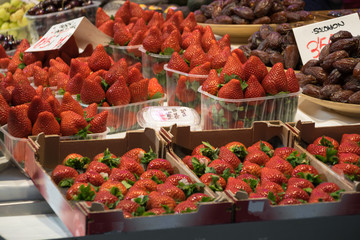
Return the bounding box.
[25,128,232,236]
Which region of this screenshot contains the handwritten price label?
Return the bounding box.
[293,13,360,64]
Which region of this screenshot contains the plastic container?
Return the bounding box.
[0,124,109,167]
[25,1,100,42]
[137,106,201,131]
[0,25,31,44]
[81,95,167,134]
[164,64,208,114]
[198,86,301,130]
[140,46,171,92]
[106,44,142,65]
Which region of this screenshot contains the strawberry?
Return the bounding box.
[51,57,70,74]
[332,163,360,181]
[161,23,178,42]
[62,153,90,170]
[143,27,162,54]
[65,73,83,95]
[132,178,158,192]
[218,34,231,49]
[22,52,40,66]
[211,46,231,70]
[161,29,181,54]
[89,111,108,133]
[33,65,49,87]
[174,201,197,214]
[244,74,266,101]
[129,78,149,103]
[182,29,201,50]
[147,191,177,210]
[105,58,128,86]
[338,140,360,155]
[114,0,131,24]
[26,95,51,124]
[338,152,360,165]
[32,111,60,136]
[167,52,189,73]
[109,168,136,183]
[142,9,154,23]
[54,72,70,91]
[182,155,209,176]
[220,54,246,83]
[218,146,241,169]
[122,148,156,164]
[69,58,91,79]
[8,104,32,138]
[240,161,262,178]
[187,193,212,203]
[278,198,302,205]
[189,48,208,70]
[262,62,288,94]
[130,18,147,36]
[147,158,174,175]
[79,170,106,186]
[0,58,9,69]
[83,102,98,119]
[174,76,195,103]
[201,69,221,96]
[183,42,203,62]
[80,76,106,104]
[285,68,300,93]
[130,1,144,18]
[248,141,274,155]
[307,143,338,165]
[244,149,270,166]
[201,25,216,52]
[60,92,84,116]
[243,56,268,82]
[51,165,79,187]
[291,165,321,184]
[287,177,314,190]
[255,181,283,195]
[261,167,288,185]
[314,182,341,194]
[99,180,128,197]
[274,147,297,159]
[147,12,164,29]
[308,188,335,203]
[207,159,235,175]
[157,183,186,202]
[200,173,226,191]
[119,156,145,176]
[313,136,339,149]
[265,155,293,177]
[93,149,119,169]
[115,199,140,213]
[179,12,196,32]
[93,191,118,209]
[341,134,360,144]
[232,48,248,64]
[236,173,259,183]
[106,78,131,106]
[46,96,61,118]
[7,51,22,74]
[0,94,9,125]
[60,110,88,136]
[148,78,164,99]
[0,44,7,58]
[283,187,309,202]
[127,67,143,86]
[88,44,112,72]
[218,78,244,100]
[225,176,253,194]
[79,44,94,58]
[140,169,167,184]
[206,40,221,64]
[248,190,280,204]
[95,7,110,28]
[124,187,149,200]
[165,174,193,186]
[66,183,95,201]
[188,61,211,83]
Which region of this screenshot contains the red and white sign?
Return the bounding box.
[293,13,360,64]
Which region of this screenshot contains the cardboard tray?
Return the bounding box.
[164,121,360,222]
[291,121,360,191]
[25,128,233,236]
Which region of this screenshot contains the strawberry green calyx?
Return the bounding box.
[84,111,94,123]
[73,184,96,201]
[99,148,120,169]
[178,182,205,198]
[296,172,323,186]
[208,175,223,192]
[133,206,147,216]
[110,186,124,199]
[133,195,149,206]
[235,162,243,175]
[149,91,164,100]
[161,47,175,55]
[64,156,90,170]
[267,191,277,205]
[180,207,197,213]
[231,146,248,161]
[151,175,164,184]
[100,77,110,92]
[243,178,259,192]
[330,189,345,200]
[185,79,200,93]
[220,168,233,181]
[191,157,206,177]
[224,73,242,84]
[199,196,214,202]
[58,88,65,95]
[75,124,92,139]
[315,148,338,165]
[303,187,313,195]
[286,152,309,167]
[200,141,219,160]
[141,147,157,164]
[162,205,175,214]
[320,136,334,148]
[259,141,273,157]
[58,178,75,188]
[205,166,217,174]
[121,180,133,189]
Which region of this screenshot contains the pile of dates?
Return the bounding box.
[327,9,360,18]
[298,30,360,104]
[238,23,301,69]
[194,0,313,24]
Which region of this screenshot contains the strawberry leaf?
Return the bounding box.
[141,147,157,164]
[75,124,91,139]
[235,162,243,175]
[200,141,219,160]
[191,157,206,177]
[98,148,120,169]
[231,145,248,160]
[267,191,277,205]
[180,207,197,213]
[100,77,110,92]
[216,68,223,74]
[259,141,273,157]
[205,166,217,174]
[241,81,248,91]
[162,205,175,214]
[221,168,232,181]
[149,91,164,100]
[200,196,214,202]
[133,206,146,216]
[320,136,334,148]
[76,94,81,102]
[110,186,124,199]
[64,156,90,170]
[121,180,133,190]
[110,15,115,20]
[303,187,313,194]
[286,152,309,167]
[142,211,156,216]
[57,88,65,95]
[133,195,149,206]
[224,74,241,84]
[326,148,338,165]
[73,184,96,201]
[177,182,205,198]
[58,178,74,188]
[243,178,259,192]
[209,174,223,192]
[18,63,26,70]
[161,47,175,55]
[124,40,130,46]
[330,189,345,200]
[151,175,164,184]
[19,52,23,61]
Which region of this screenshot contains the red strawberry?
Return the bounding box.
[132,178,158,192]
[313,136,339,149]
[79,170,106,186]
[236,173,259,182]
[93,191,119,209]
[0,58,10,69]
[285,68,300,93]
[147,158,174,175]
[99,180,128,196]
[174,201,198,214]
[225,177,253,194]
[51,165,79,187]
[129,78,149,103]
[218,34,231,49]
[130,18,147,36]
[182,29,201,50]
[189,48,208,70]
[255,181,283,195]
[147,191,177,210]
[109,168,136,182]
[113,22,132,46]
[206,40,221,63]
[122,148,153,164]
[106,77,130,106]
[115,0,130,24]
[80,76,106,104]
[183,42,203,62]
[291,164,319,178]
[200,173,226,191]
[66,183,95,201]
[69,58,91,79]
[278,198,302,205]
[243,56,268,82]
[60,92,84,116]
[274,147,298,159]
[208,159,235,175]
[124,187,149,200]
[65,73,83,95]
[248,141,274,154]
[167,52,189,73]
[147,12,164,29]
[338,140,360,155]
[161,23,178,42]
[180,12,197,32]
[79,44,93,58]
[143,27,162,54]
[148,78,164,99]
[98,20,114,37]
[60,110,88,136]
[338,152,360,165]
[244,149,270,166]
[0,44,7,58]
[287,177,314,190]
[27,95,52,124]
[0,94,9,125]
[118,156,145,176]
[212,46,231,70]
[232,48,248,64]
[306,144,327,157]
[187,193,211,203]
[33,66,49,87]
[244,74,266,101]
[140,169,167,183]
[261,167,288,185]
[188,61,211,84]
[308,189,335,203]
[265,155,293,177]
[7,51,22,74]
[262,62,288,94]
[201,69,221,96]
[88,111,108,133]
[218,146,241,169]
[130,1,144,18]
[105,58,128,86]
[165,174,193,186]
[86,161,110,175]
[341,134,360,144]
[161,29,181,53]
[46,95,61,118]
[182,155,210,175]
[241,161,262,177]
[314,182,340,194]
[8,104,32,138]
[32,111,60,136]
[157,183,186,202]
[51,57,70,74]
[332,163,360,181]
[115,199,140,213]
[201,25,216,52]
[88,44,111,72]
[127,67,143,86]
[95,7,110,27]
[283,187,309,202]
[220,54,246,83]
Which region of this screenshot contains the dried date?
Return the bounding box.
[329,38,359,53]
[222,2,236,16]
[324,69,342,85]
[270,52,284,66]
[254,0,273,18]
[234,6,255,20]
[320,84,343,99]
[276,23,292,34]
[295,72,317,87]
[297,10,313,21]
[266,31,282,49]
[231,15,248,24]
[253,16,271,24]
[348,91,360,104]
[287,3,305,11]
[285,11,301,22]
[320,50,349,71]
[329,31,353,43]
[259,24,274,40]
[353,62,360,77]
[283,44,299,69]
[343,77,360,92]
[301,59,319,73]
[194,11,207,23]
[270,11,288,23]
[302,84,322,98]
[303,66,328,83]
[330,89,354,103]
[318,44,330,62]
[250,50,270,64]
[333,58,360,73]
[270,0,285,12]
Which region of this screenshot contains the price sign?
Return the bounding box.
[26,17,111,52]
[293,13,360,64]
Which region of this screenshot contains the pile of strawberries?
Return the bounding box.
[306,134,360,181]
[181,140,344,205]
[51,147,213,216]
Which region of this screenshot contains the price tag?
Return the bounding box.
[293,13,360,64]
[26,17,111,52]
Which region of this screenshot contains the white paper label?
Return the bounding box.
[293,13,360,64]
